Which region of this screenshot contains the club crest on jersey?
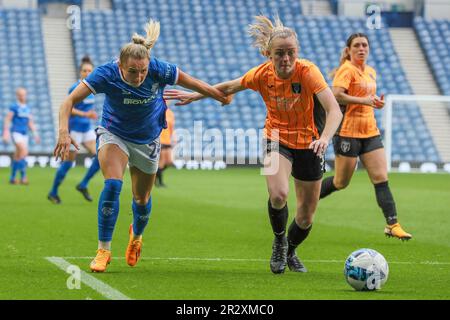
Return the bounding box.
[340,140,351,153]
[291,83,301,94]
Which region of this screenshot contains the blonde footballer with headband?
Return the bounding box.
[165,15,342,274]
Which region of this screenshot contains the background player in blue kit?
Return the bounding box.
[2,87,40,185]
[48,56,100,204]
[53,19,231,272]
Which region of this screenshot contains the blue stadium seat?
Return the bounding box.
[0,8,55,154]
[415,17,450,96]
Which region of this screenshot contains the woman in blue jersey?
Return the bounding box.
[53,19,230,273]
[2,87,40,184]
[48,56,100,204]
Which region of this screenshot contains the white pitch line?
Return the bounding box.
[45,257,131,300]
[59,256,450,265]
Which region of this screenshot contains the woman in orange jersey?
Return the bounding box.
[164,16,342,274]
[320,33,412,240]
[156,101,176,187]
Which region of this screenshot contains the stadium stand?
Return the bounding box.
[0,1,442,163]
[71,0,440,163]
[329,0,339,14]
[0,8,55,154]
[414,17,450,96]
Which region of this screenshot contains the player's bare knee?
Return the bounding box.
[371,176,388,185]
[295,216,314,229]
[133,195,150,206]
[270,190,288,208]
[17,148,27,159]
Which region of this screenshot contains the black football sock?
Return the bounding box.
[287,221,312,256]
[320,176,338,199]
[159,167,165,185]
[374,181,398,225]
[156,168,162,185]
[267,199,288,240]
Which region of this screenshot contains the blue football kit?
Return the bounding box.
[83,57,178,144]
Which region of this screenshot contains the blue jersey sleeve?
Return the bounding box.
[150,58,178,86]
[9,104,17,113]
[83,64,111,94]
[68,82,79,95]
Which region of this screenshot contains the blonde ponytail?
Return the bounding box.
[120,19,160,64]
[248,15,298,57]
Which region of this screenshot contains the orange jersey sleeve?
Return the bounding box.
[241,64,266,91]
[333,64,353,91]
[332,61,379,138]
[160,108,175,145]
[242,59,328,149]
[303,63,329,95]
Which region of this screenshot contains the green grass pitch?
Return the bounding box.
[0,166,449,300]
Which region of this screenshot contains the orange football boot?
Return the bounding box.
[125,224,142,267]
[384,222,412,241]
[89,248,112,272]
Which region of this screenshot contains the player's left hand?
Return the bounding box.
[163,89,197,106]
[54,131,79,161]
[374,94,385,109]
[309,138,328,157]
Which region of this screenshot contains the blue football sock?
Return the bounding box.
[78,156,100,189]
[49,161,73,196]
[98,179,123,242]
[132,197,152,236]
[19,159,27,179]
[10,160,19,181]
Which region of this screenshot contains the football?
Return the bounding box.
[344,248,389,291]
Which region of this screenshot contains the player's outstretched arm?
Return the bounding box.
[176,70,230,105]
[165,77,245,106]
[309,87,343,155]
[54,82,91,160]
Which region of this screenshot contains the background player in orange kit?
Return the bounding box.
[156,101,176,187]
[320,33,412,241]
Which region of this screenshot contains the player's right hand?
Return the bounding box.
[2,133,10,144]
[54,131,79,161]
[309,137,328,157]
[222,93,234,106]
[85,110,98,120]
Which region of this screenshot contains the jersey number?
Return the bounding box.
[148,141,160,161]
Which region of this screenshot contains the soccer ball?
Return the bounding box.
[344,248,389,291]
